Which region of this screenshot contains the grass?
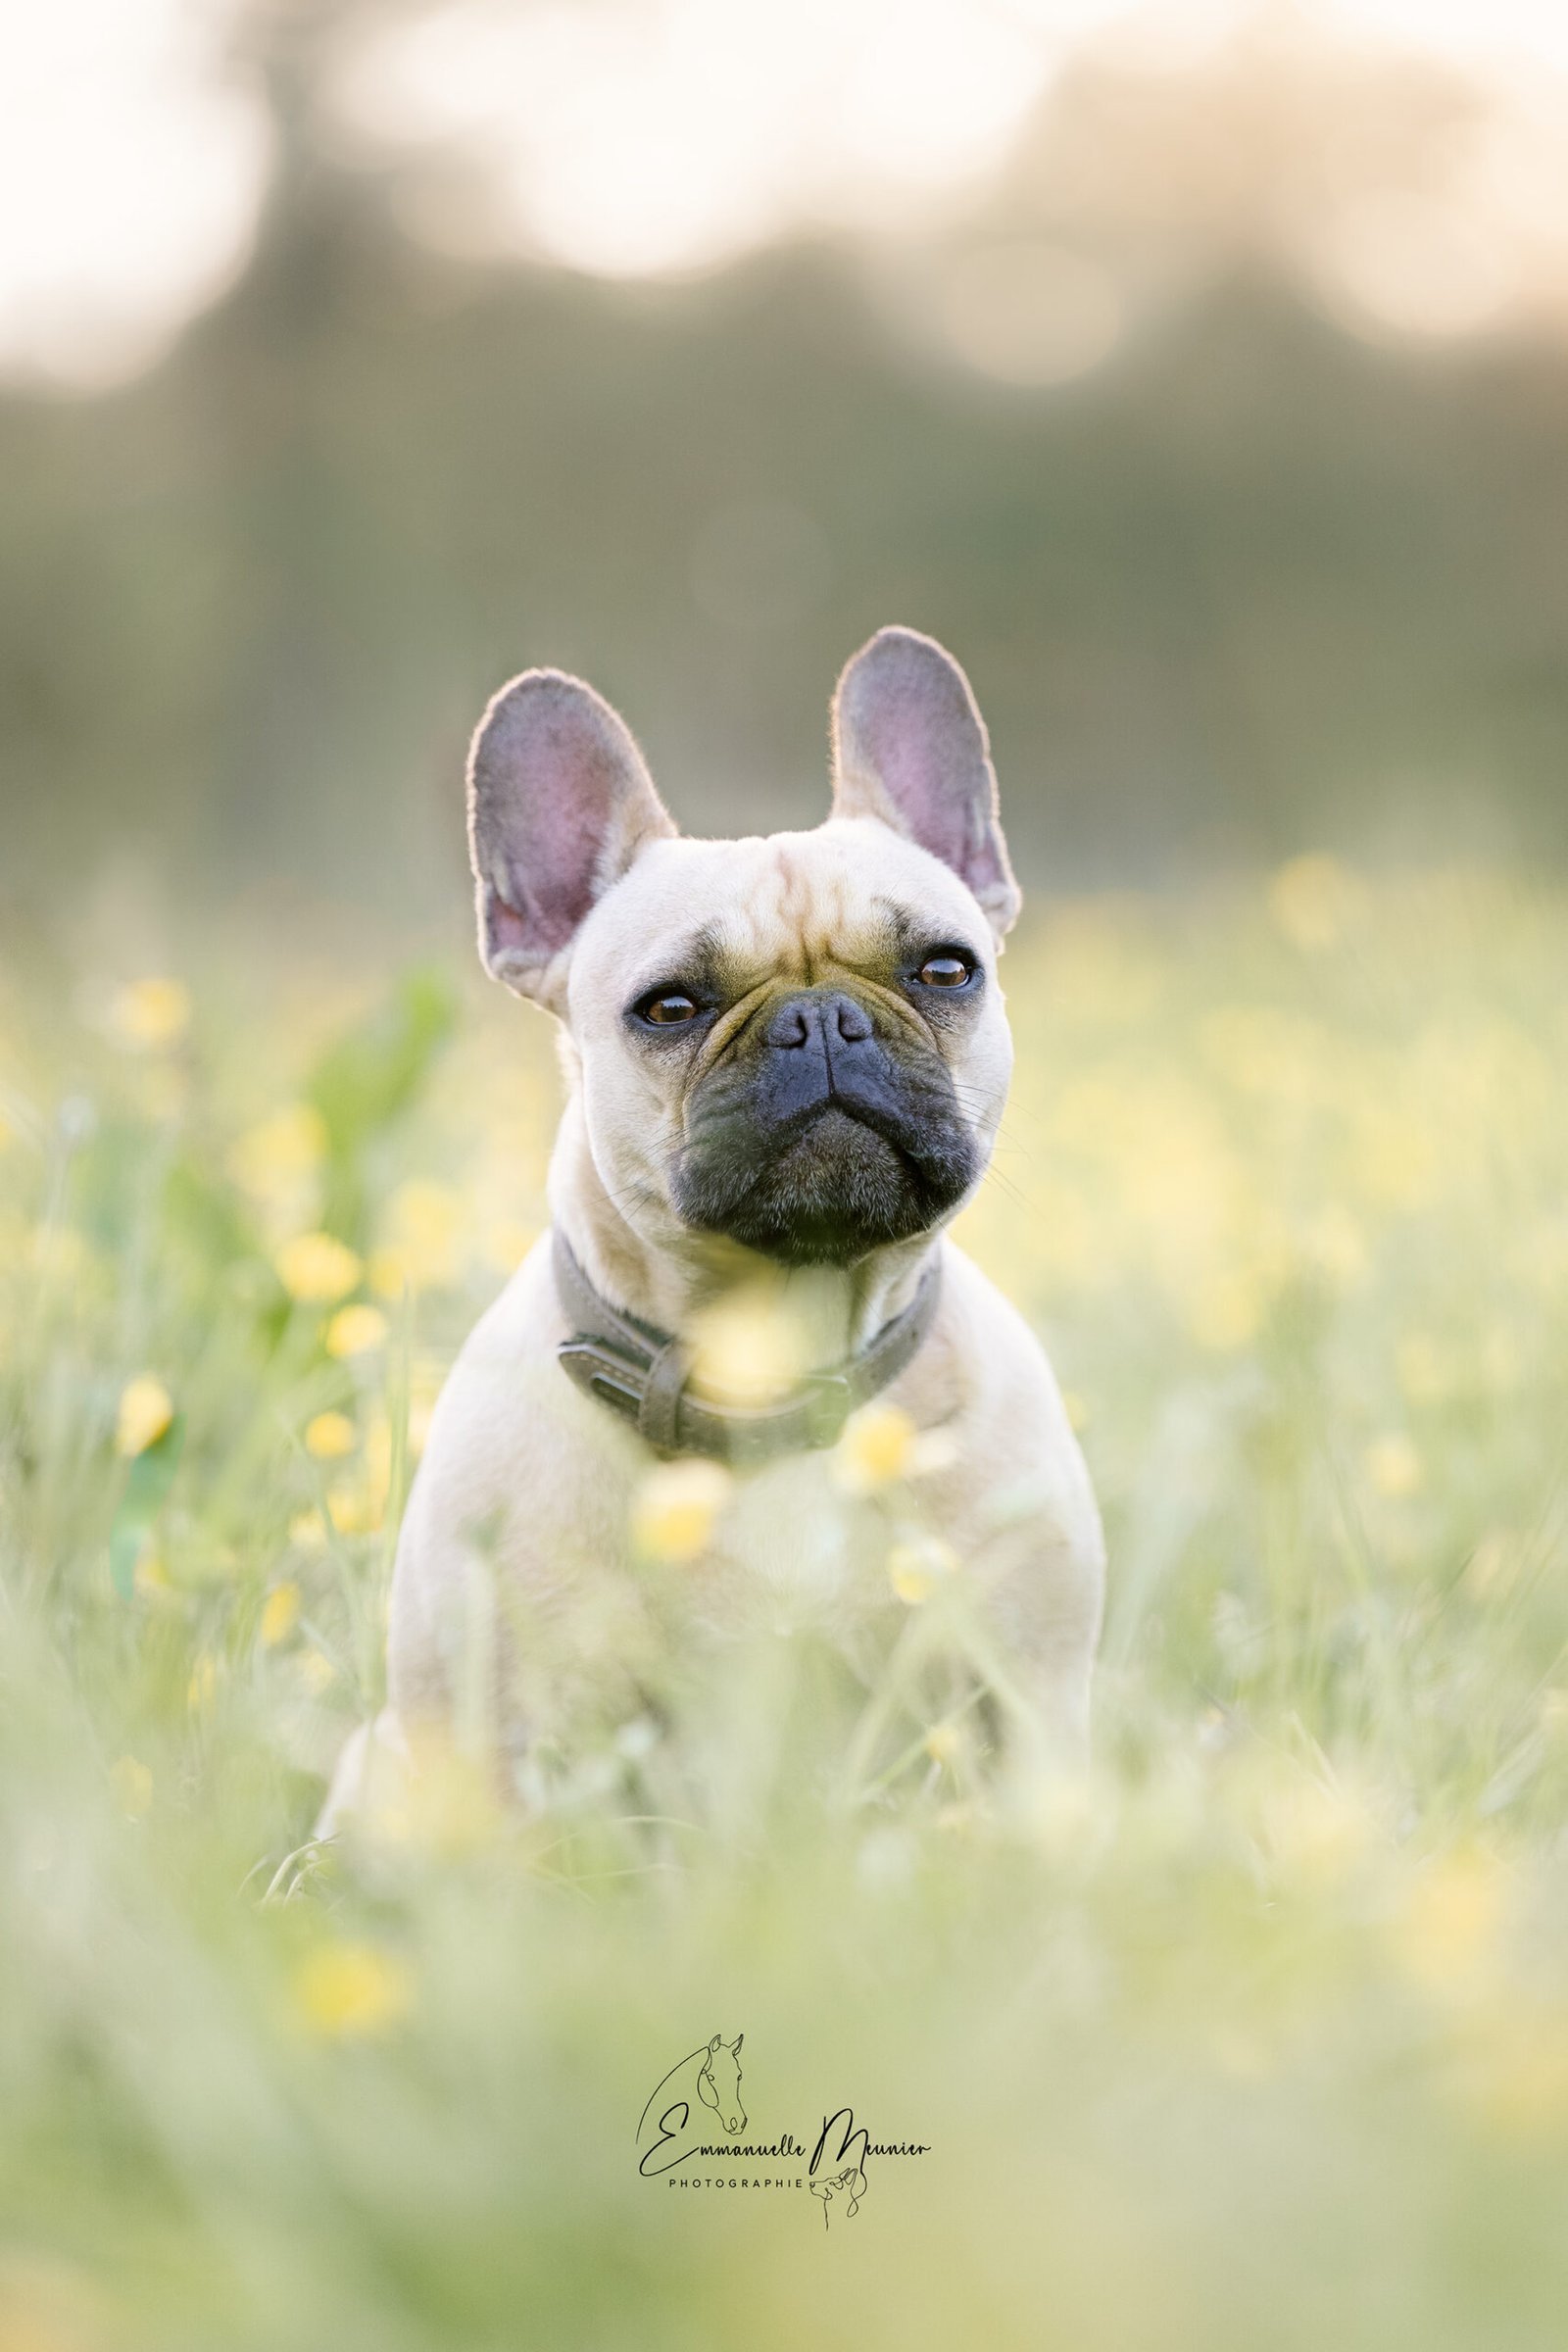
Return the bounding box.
[2,859,1567,2351]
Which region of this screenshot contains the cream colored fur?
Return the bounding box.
[322,664,1103,1832]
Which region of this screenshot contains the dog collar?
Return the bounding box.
[552,1229,942,1463]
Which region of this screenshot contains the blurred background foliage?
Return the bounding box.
[5,0,1568,931]
[6,868,1568,2349]
[6,10,1568,2340]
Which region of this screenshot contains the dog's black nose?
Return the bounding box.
[764,992,874,1052]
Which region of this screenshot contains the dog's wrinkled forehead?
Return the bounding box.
[567,820,989,1030]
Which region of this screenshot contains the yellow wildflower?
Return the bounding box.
[116,1374,173,1458]
[109,1756,153,1821]
[305,1410,356,1460]
[325,1303,388,1358]
[327,1481,381,1536]
[689,1288,809,1403]
[108,976,191,1050]
[292,1941,411,2040]
[228,1102,327,1190]
[1365,1434,1423,1498]
[887,1534,956,1605]
[1390,1848,1506,1998]
[298,1648,337,1694]
[632,1459,732,1561]
[187,1656,219,1716]
[275,1231,362,1304]
[924,1721,964,1767]
[260,1582,301,1646]
[835,1403,917,1494]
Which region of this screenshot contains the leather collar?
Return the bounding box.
[552,1229,942,1463]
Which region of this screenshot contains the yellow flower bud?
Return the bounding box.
[887,1534,957,1605]
[1365,1434,1423,1498]
[632,1459,732,1562]
[260,1582,301,1646]
[305,1411,356,1460]
[116,1374,173,1458]
[835,1403,917,1494]
[325,1303,389,1358]
[109,976,191,1050]
[275,1232,363,1304]
[293,1942,411,2039]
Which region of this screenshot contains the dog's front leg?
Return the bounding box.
[907,1446,1104,1786]
[974,1512,1104,1780]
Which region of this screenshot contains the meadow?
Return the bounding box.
[2,859,1567,2351]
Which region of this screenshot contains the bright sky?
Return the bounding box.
[0,0,269,383]
[4,0,1568,383]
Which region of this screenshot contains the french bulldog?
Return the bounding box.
[325,627,1102,1826]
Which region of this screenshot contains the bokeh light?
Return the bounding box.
[9,0,1568,381]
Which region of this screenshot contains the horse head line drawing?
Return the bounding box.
[636,2033,747,2162]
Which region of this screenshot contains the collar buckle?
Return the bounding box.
[557,1336,647,1421]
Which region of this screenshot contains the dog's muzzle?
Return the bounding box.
[670,986,978,1268]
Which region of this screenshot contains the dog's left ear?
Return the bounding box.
[466,667,676,1008]
[830,625,1021,940]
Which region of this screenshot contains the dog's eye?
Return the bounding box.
[915,954,974,988]
[639,990,700,1026]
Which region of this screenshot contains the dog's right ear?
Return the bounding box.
[830,625,1020,940]
[466,668,676,1008]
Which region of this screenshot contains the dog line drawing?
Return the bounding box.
[809,2163,866,2230]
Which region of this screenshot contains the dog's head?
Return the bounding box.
[466,627,1020,1269]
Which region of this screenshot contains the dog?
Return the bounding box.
[325,627,1102,1828]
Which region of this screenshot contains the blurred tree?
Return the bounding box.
[3,0,1567,921]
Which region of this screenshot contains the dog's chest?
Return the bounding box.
[683,1452,893,1636]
